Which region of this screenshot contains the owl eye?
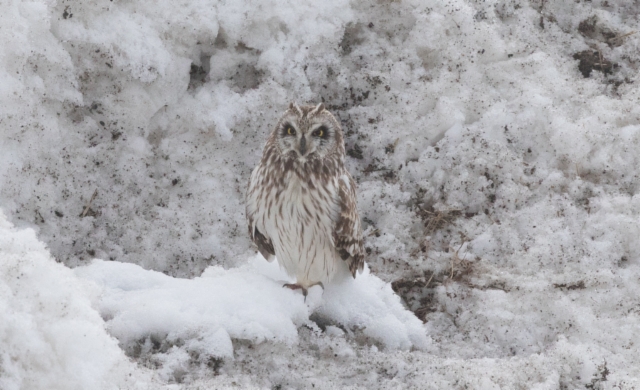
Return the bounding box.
[285,126,296,136]
[312,126,328,138]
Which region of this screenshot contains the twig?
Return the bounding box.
[425,270,435,288]
[598,50,604,69]
[449,242,467,280]
[81,189,98,218]
[422,207,461,234]
[608,30,636,44]
[367,228,380,237]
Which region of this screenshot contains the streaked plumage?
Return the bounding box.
[246,103,364,295]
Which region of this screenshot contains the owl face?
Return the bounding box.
[274,103,343,161]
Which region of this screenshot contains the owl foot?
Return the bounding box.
[282,282,324,302]
[283,283,308,301]
[308,281,325,291]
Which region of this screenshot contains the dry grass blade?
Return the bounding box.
[80,189,98,218]
[425,269,435,287]
[608,30,636,44]
[597,50,604,68]
[418,207,461,235]
[449,242,467,280]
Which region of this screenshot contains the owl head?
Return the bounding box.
[272,102,344,161]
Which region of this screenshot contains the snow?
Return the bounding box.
[2,0,640,387]
[74,255,428,382]
[0,211,154,390]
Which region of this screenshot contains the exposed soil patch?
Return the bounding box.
[573,50,618,78]
[347,144,364,159]
[578,16,617,46]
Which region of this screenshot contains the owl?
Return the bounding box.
[246,102,365,297]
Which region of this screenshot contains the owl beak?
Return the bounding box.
[299,135,307,156]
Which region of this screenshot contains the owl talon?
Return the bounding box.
[283,282,325,302]
[283,283,308,297]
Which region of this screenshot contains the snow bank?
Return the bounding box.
[0,210,153,390]
[75,255,428,381]
[0,0,355,277]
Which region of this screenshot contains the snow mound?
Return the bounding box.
[316,266,430,351]
[75,256,309,359]
[75,255,428,367]
[0,210,152,390]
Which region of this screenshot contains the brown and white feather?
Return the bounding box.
[246,103,365,289]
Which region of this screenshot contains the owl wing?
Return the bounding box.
[333,173,365,277]
[246,166,275,262]
[249,224,275,262]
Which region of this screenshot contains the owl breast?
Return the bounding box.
[255,168,344,287]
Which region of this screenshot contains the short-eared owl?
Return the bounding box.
[246,103,364,296]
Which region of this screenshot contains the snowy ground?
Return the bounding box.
[2,0,640,388]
